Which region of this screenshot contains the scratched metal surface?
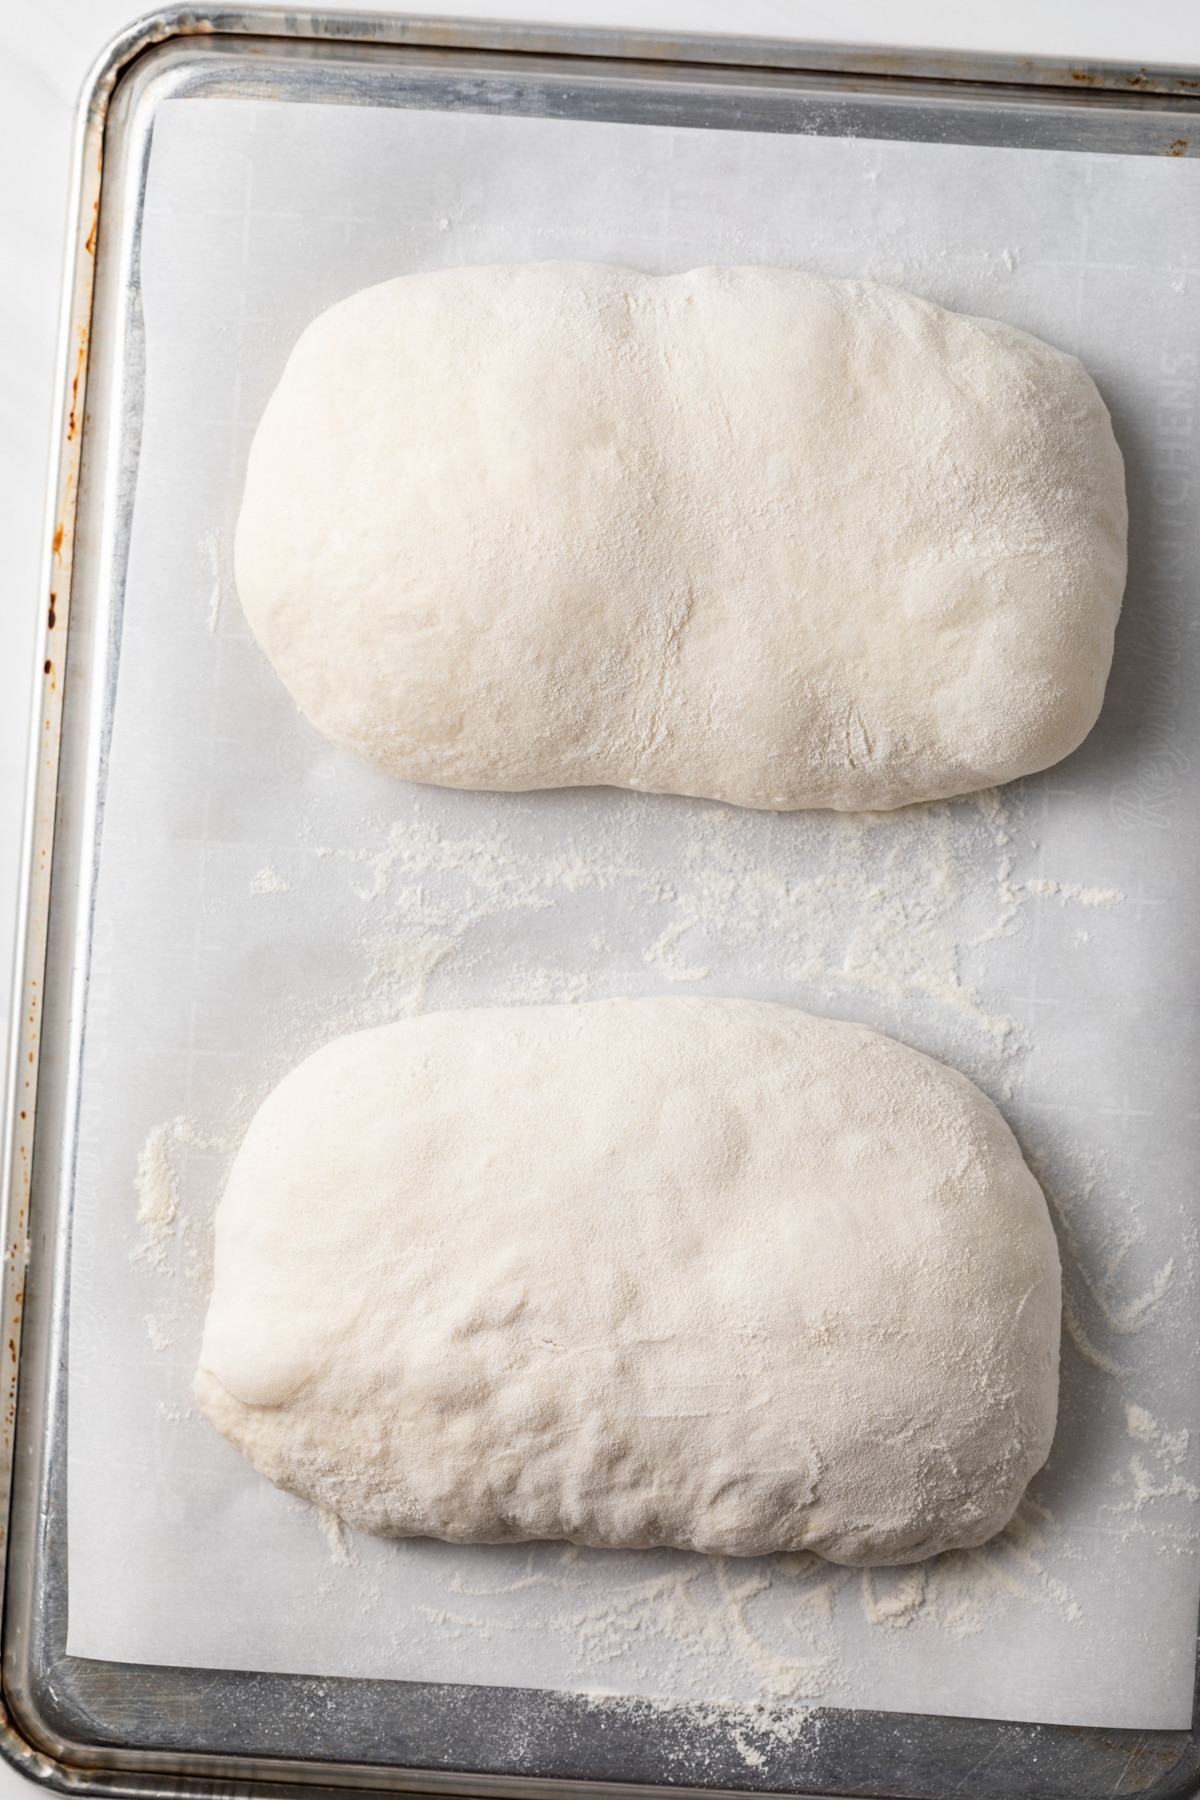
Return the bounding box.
[3,11,1200,1799]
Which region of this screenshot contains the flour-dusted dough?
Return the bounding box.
[235,263,1126,811]
[195,999,1060,1565]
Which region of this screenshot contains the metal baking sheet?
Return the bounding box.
[6,13,1200,1800]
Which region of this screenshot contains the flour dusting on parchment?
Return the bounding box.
[130,774,1195,1715]
[132,1115,211,1276]
[310,789,1051,1066]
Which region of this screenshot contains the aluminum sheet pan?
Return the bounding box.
[59,88,1200,1738]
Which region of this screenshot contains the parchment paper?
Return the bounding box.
[66,94,1200,1732]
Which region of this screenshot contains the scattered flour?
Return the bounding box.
[133,1115,213,1275]
[250,866,290,895]
[556,1563,834,1703]
[1127,1403,1158,1443]
[133,1124,179,1272]
[644,921,712,983]
[853,1497,1081,1636]
[1024,878,1124,907]
[367,931,457,1015]
[135,775,1192,1714]
[145,1313,172,1352]
[1108,1456,1200,1517]
[418,1604,507,1641]
[581,1691,823,1779]
[312,788,1045,1061]
[1030,1152,1175,1383]
[1125,1404,1190,1465]
[409,1492,1080,1718]
[316,1506,353,1567]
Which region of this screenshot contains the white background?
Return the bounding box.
[2,0,1200,1789]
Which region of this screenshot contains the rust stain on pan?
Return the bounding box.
[1167,138,1189,156]
[65,327,86,444]
[7,138,97,1468]
[52,324,89,610]
[1064,64,1200,92]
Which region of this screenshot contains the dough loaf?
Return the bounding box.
[195,998,1061,1565]
[235,262,1126,811]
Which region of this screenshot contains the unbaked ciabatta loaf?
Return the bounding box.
[235,263,1126,811]
[195,998,1061,1565]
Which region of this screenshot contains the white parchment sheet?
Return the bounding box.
[66,96,1200,1733]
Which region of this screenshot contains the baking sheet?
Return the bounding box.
[65,94,1200,1734]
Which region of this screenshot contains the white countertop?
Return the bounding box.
[0,0,1197,1789]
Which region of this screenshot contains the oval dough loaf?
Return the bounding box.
[195,998,1061,1565]
[236,262,1126,811]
